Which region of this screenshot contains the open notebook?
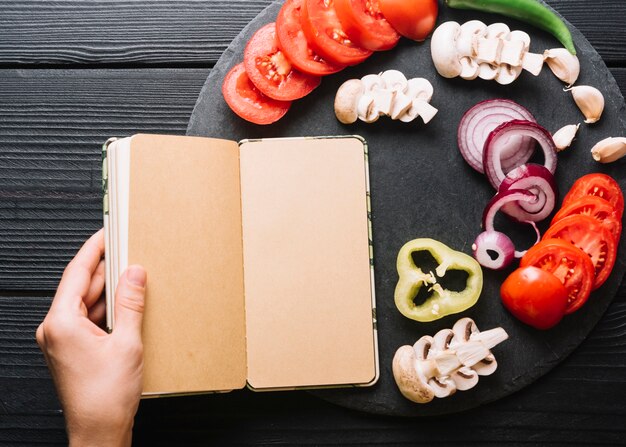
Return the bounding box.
[102,134,379,396]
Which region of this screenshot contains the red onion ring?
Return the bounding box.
[498,164,558,222]
[483,120,557,190]
[472,230,516,270]
[458,99,537,174]
[482,188,542,258]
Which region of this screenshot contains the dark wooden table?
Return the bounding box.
[1,1,625,445]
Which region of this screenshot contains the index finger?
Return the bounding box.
[52,229,105,312]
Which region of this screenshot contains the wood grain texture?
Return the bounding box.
[0,0,624,66]
[0,68,208,288]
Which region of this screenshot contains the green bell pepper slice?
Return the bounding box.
[394,238,483,322]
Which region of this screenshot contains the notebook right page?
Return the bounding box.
[239,136,377,390]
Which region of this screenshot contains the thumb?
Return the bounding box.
[114,265,147,339]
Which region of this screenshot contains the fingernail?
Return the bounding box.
[127,265,146,287]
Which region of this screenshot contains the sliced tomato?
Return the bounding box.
[334,0,400,51]
[562,173,624,219]
[276,0,345,76]
[379,0,438,41]
[542,214,617,290]
[243,22,321,101]
[301,0,373,66]
[552,195,622,241]
[222,63,291,125]
[520,238,595,314]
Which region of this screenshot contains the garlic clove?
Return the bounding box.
[552,123,580,151]
[567,85,604,124]
[590,137,626,163]
[544,48,580,87]
[380,69,408,93]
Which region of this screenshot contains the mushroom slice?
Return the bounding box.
[473,353,498,376]
[452,366,479,391]
[361,73,385,92]
[500,39,526,67]
[411,99,438,124]
[522,52,544,76]
[431,21,463,78]
[476,36,503,65]
[459,57,480,80]
[428,375,457,398]
[392,345,435,403]
[390,91,413,120]
[405,78,434,101]
[371,88,396,116]
[334,79,365,124]
[381,70,408,93]
[485,22,510,40]
[357,94,378,123]
[495,64,522,85]
[477,63,499,80]
[456,20,487,58]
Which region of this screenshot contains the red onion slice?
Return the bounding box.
[498,163,558,222]
[482,188,542,258]
[458,99,537,173]
[472,231,516,270]
[483,120,557,190]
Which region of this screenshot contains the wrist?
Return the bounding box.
[67,417,133,447]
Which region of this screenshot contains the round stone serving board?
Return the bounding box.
[187,1,626,417]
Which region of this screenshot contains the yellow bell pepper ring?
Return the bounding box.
[394,238,483,322]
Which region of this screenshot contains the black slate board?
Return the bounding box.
[187,1,626,417]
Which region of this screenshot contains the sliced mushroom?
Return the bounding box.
[390,91,413,120]
[500,39,526,67]
[406,78,434,101]
[431,21,463,78]
[478,63,499,80]
[456,20,487,58]
[476,36,503,65]
[495,64,521,85]
[459,57,480,80]
[370,88,396,116]
[334,79,365,124]
[392,345,435,403]
[357,94,378,123]
[381,69,408,93]
[361,73,385,92]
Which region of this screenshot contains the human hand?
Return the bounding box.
[36,229,147,447]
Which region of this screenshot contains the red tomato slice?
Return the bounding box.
[222,63,291,125]
[552,195,622,241]
[276,0,345,76]
[521,238,595,314]
[301,0,373,66]
[562,173,624,219]
[379,0,438,41]
[542,214,617,290]
[501,266,568,330]
[244,22,321,101]
[334,0,400,51]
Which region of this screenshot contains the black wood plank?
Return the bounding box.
[0,0,624,66]
[0,68,208,289]
[2,293,625,444]
[1,67,625,289]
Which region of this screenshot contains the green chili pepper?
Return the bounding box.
[445,0,576,55]
[394,238,483,322]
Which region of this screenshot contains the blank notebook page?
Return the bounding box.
[239,137,377,390]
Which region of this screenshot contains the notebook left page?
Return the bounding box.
[108,134,248,395]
